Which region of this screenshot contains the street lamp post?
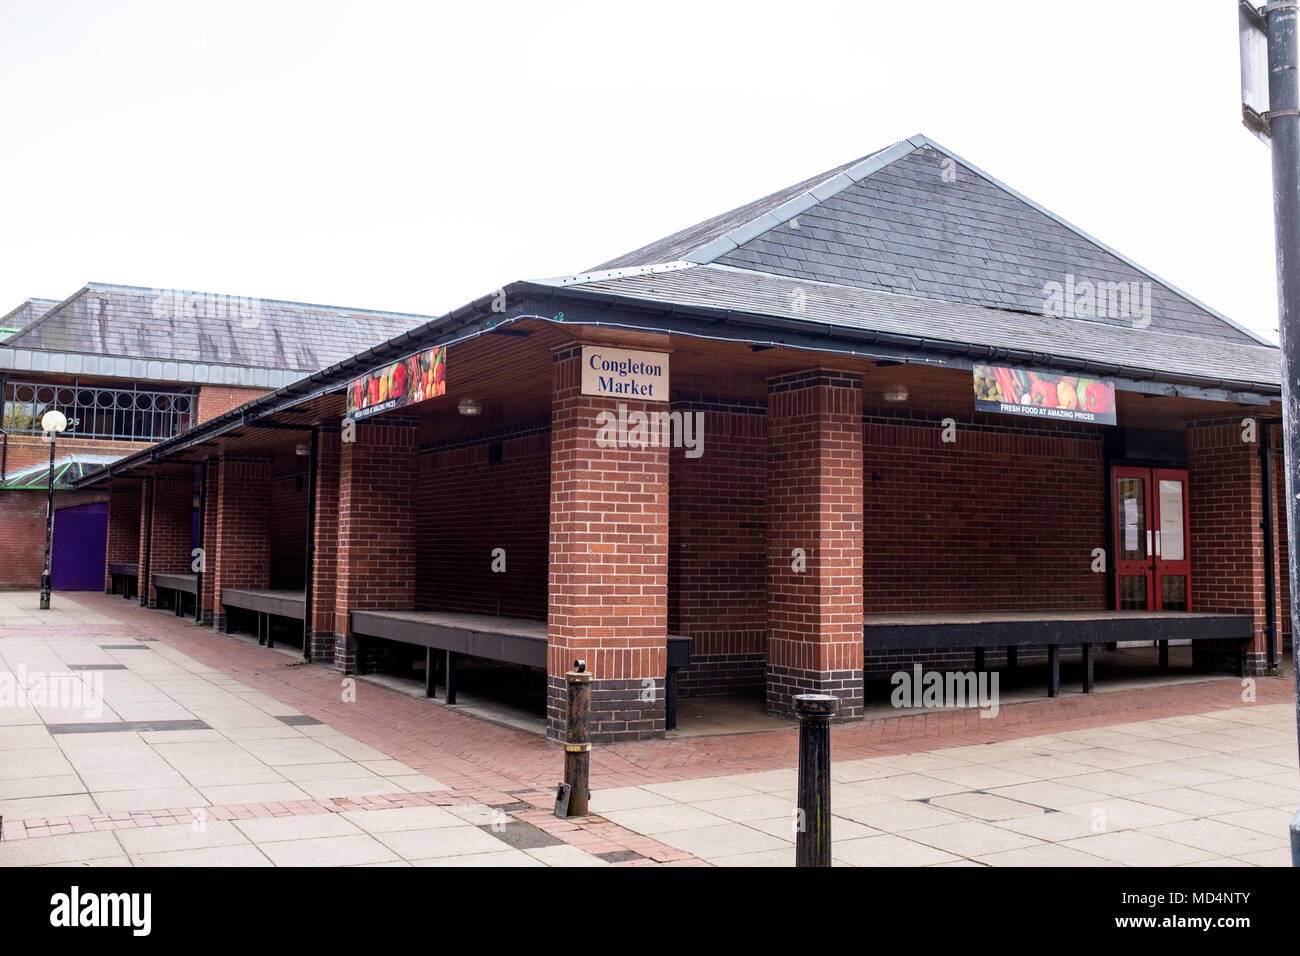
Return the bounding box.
[38,410,67,610]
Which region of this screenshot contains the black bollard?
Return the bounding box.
[555,660,592,818]
[794,693,837,867]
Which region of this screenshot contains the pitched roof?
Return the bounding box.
[544,263,1281,392]
[593,135,1270,348]
[1,284,431,374]
[0,298,59,340]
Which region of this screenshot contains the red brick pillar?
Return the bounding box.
[104,484,141,592]
[1188,419,1269,674]
[143,476,194,607]
[334,421,416,673]
[136,480,153,606]
[211,457,271,630]
[765,369,864,718]
[310,430,341,662]
[547,345,670,741]
[199,461,218,624]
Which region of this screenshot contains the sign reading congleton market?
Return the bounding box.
[972,363,1117,426]
[581,346,669,402]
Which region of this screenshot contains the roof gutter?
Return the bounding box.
[516,283,1282,399]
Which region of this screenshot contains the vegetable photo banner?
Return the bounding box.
[972,363,1117,426]
[346,345,447,422]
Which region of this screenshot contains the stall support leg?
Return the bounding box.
[1047,644,1060,698]
[1081,643,1094,694]
[1007,646,1017,672]
[974,647,986,671]
[666,668,679,732]
[266,614,274,650]
[1159,640,1169,671]
[424,648,435,698]
[445,651,457,704]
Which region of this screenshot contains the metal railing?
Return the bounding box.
[1,380,194,440]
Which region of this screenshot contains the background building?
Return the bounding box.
[0,284,429,588]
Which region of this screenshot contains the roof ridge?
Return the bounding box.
[680,136,924,265]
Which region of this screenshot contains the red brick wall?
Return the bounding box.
[196,386,269,424]
[766,370,865,717]
[143,477,195,604]
[269,474,308,590]
[861,414,1108,613]
[415,427,550,620]
[200,462,218,622]
[310,432,341,658]
[546,346,669,740]
[333,421,417,670]
[1272,429,1290,652]
[104,484,142,590]
[668,402,767,695]
[3,435,145,474]
[0,489,109,589]
[212,457,271,624]
[1188,419,1267,672]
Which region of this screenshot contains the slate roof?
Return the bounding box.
[544,264,1281,391]
[0,298,59,340]
[593,135,1270,348]
[1,284,431,373]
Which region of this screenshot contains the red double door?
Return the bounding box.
[1113,466,1191,611]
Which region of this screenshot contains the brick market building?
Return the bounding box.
[76,135,1288,741]
[0,285,429,588]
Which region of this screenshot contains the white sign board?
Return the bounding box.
[580,346,669,402]
[1240,1,1271,142]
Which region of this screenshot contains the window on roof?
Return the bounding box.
[2,380,194,440]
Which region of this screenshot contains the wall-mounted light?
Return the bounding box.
[294,442,310,456]
[881,385,909,403]
[458,398,483,416]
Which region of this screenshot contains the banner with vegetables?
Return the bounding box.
[345,346,446,421]
[972,363,1116,425]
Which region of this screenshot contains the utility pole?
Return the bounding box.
[1239,0,1300,865]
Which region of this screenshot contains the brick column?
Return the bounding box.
[211,456,271,631]
[547,345,670,742]
[765,369,864,718]
[310,430,341,662]
[143,476,194,607]
[333,421,416,673]
[136,480,153,607]
[1188,419,1269,675]
[199,461,218,624]
[104,484,141,592]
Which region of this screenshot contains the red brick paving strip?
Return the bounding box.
[5,787,703,865]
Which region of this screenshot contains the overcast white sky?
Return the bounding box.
[0,0,1282,341]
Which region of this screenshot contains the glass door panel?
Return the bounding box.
[1152,469,1191,610]
[1114,467,1153,609]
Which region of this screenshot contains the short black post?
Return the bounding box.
[1006,646,1017,672]
[1047,644,1060,698]
[424,648,435,698]
[557,661,592,818]
[794,693,837,868]
[974,647,986,671]
[1081,643,1094,694]
[1158,639,1169,671]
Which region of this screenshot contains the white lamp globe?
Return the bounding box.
[40,410,68,434]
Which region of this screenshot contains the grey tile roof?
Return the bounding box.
[0,298,59,340]
[591,135,1267,348]
[553,263,1282,390]
[2,284,430,372]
